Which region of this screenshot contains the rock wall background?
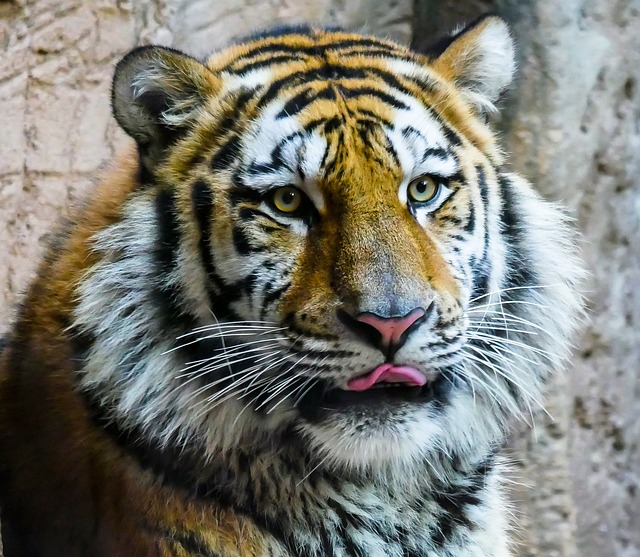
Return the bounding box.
[0,1,638,556]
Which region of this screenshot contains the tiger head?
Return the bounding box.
[77,17,582,474]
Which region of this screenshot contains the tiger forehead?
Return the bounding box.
[235,84,459,198]
[206,29,461,203]
[207,28,422,73]
[209,28,438,104]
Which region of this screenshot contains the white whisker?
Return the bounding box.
[468,283,561,303]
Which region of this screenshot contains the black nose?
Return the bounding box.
[337,305,432,358]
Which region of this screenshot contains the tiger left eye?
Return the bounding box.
[272,186,303,213]
[407,175,440,203]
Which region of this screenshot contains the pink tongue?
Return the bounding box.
[346,364,426,392]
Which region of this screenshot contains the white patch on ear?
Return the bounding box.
[130,64,202,128]
[435,17,516,114]
[466,19,516,109]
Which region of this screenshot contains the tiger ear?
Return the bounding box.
[112,46,217,170]
[430,15,515,115]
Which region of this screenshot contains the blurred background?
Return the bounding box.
[0,1,638,555]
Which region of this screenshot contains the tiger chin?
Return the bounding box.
[0,16,583,557]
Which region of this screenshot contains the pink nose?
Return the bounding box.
[355,307,426,351]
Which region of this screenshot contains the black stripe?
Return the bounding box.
[323,116,342,134]
[475,166,492,289]
[232,224,264,256]
[277,85,336,119]
[232,53,308,74]
[423,147,449,161]
[190,183,244,319]
[260,281,291,319]
[353,108,391,127]
[245,161,277,175]
[255,66,369,110]
[400,126,452,162]
[498,175,538,289]
[464,199,476,233]
[209,88,258,172]
[477,166,489,212]
[337,84,409,110]
[317,525,334,555]
[430,463,487,548]
[191,180,220,290]
[322,37,402,52]
[326,46,412,59]
[211,133,242,171]
[234,87,259,112]
[384,135,401,168]
[470,269,490,303]
[153,188,196,333]
[318,140,332,170]
[246,131,305,176]
[238,206,285,227]
[228,37,399,69]
[232,224,252,255]
[439,215,463,227]
[441,124,463,146]
[360,66,425,99]
[155,188,180,275]
[169,531,221,557]
[229,181,263,205]
[402,72,444,98]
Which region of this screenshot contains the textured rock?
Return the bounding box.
[1,1,639,556]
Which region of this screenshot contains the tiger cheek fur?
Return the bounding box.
[0,17,583,557]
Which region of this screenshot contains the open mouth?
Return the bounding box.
[322,381,434,406]
[327,364,434,406]
[296,364,441,420]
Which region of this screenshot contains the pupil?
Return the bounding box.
[416,181,427,193]
[282,191,295,205]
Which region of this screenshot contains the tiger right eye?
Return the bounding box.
[407,175,440,204]
[272,186,303,214]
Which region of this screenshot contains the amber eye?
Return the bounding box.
[272,186,303,214]
[407,175,440,203]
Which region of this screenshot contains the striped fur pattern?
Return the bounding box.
[0,17,583,556]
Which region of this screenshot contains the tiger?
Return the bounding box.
[0,15,583,557]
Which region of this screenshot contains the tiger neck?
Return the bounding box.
[84,389,499,555]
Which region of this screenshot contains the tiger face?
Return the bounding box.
[76,18,581,473]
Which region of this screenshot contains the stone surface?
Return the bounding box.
[1,1,638,556]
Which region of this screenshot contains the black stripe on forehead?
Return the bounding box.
[244,130,306,178]
[337,85,409,110]
[253,61,430,112]
[211,134,242,172]
[208,88,258,172]
[400,125,458,166]
[255,66,367,109]
[277,86,337,119]
[226,35,406,71]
